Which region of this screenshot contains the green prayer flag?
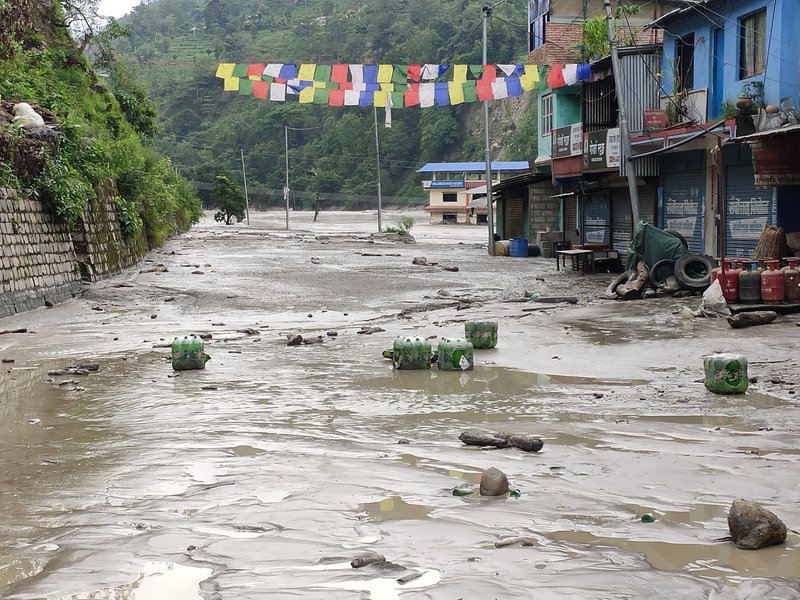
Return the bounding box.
[392,65,408,84]
[462,81,477,103]
[238,78,254,95]
[535,65,550,91]
[315,64,332,82]
[232,63,249,78]
[313,87,330,104]
[468,64,483,80]
[390,91,405,108]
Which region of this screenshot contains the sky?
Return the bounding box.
[98,0,141,19]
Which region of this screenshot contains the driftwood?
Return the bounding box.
[459,430,544,453]
[529,296,578,304]
[727,311,778,329]
[617,261,649,300]
[0,328,27,335]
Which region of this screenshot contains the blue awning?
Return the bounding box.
[417,161,531,173]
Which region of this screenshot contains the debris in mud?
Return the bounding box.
[351,552,386,568]
[310,257,322,264]
[113,282,134,288]
[357,326,385,335]
[495,536,537,548]
[150,314,158,319]
[199,333,213,340]
[397,571,424,584]
[413,256,433,266]
[728,498,787,550]
[201,386,218,391]
[164,297,175,302]
[459,430,544,453]
[479,467,509,496]
[139,264,168,274]
[191,270,205,275]
[212,322,225,326]
[528,295,579,304]
[286,334,324,346]
[237,328,259,335]
[1,358,14,363]
[640,513,656,523]
[0,328,27,335]
[727,311,778,328]
[326,331,338,337]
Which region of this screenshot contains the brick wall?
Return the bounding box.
[529,183,560,233]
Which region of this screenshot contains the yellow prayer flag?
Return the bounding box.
[448,82,465,105]
[373,90,388,107]
[313,81,326,88]
[299,87,315,103]
[298,64,317,80]
[223,77,240,91]
[379,83,394,92]
[524,64,540,82]
[377,64,394,83]
[453,64,468,82]
[216,63,235,79]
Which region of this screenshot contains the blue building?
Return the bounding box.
[646,0,800,258]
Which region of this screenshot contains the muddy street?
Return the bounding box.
[1,210,799,599]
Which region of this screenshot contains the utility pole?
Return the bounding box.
[482,3,496,255]
[240,148,250,225]
[373,105,383,232]
[604,0,640,224]
[284,125,290,231]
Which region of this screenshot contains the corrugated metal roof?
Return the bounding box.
[416,161,531,173]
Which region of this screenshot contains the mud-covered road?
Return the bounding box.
[1,210,798,599]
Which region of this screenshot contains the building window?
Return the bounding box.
[442,193,458,203]
[442,214,457,223]
[676,34,694,91]
[739,9,766,79]
[541,93,553,137]
[528,0,550,51]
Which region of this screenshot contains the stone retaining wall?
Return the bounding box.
[0,188,81,316]
[0,185,148,317]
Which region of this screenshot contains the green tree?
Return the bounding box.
[211,175,246,224]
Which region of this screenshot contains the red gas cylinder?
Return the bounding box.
[721,259,741,303]
[711,258,723,287]
[761,260,785,303]
[784,258,800,303]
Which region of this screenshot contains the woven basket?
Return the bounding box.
[752,226,786,260]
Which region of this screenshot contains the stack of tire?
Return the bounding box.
[606,230,715,300]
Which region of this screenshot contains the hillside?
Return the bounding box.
[112,0,537,204]
[0,0,202,246]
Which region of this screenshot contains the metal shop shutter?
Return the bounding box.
[725,166,777,259]
[504,196,525,238]
[662,171,705,254]
[612,191,632,255]
[564,195,578,235]
[583,194,610,246]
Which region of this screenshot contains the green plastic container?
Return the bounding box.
[704,353,748,394]
[172,334,208,371]
[465,321,498,349]
[392,336,432,370]
[438,337,474,371]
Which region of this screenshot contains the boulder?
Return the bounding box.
[479,467,509,496]
[728,498,787,550]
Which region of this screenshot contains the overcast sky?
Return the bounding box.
[98,0,141,19]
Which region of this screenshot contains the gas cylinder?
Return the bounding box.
[711,258,723,287]
[738,262,762,304]
[721,259,741,304]
[761,260,785,303]
[783,258,800,302]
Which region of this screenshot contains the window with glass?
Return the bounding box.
[739,9,767,79]
[442,193,457,203]
[541,94,553,137]
[528,0,551,51]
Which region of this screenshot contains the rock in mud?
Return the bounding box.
[351,551,386,568]
[479,467,509,496]
[286,335,303,346]
[728,498,787,550]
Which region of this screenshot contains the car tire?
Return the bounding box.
[649,259,676,286]
[605,270,637,299]
[674,253,714,290]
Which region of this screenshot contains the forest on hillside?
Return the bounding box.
[112,0,538,206]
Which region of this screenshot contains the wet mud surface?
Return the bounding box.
[1,210,799,599]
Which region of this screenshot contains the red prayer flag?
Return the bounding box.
[547,64,566,88]
[476,80,494,101]
[338,81,353,91]
[404,86,420,107]
[329,89,345,106]
[331,64,349,83]
[252,80,268,99]
[408,64,421,82]
[247,63,264,78]
[480,65,496,83]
